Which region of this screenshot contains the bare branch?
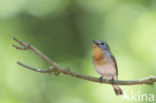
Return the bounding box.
[17,61,55,73]
[13,37,156,86]
[13,37,60,71]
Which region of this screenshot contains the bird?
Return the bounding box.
[92,40,123,96]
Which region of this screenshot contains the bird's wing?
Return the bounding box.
[111,55,118,76]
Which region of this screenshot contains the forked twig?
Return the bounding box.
[13,37,156,86]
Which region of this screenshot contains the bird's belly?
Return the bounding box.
[94,64,116,79]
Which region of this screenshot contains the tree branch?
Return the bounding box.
[13,37,156,86]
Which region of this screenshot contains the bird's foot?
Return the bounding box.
[99,76,103,83]
[111,78,115,84]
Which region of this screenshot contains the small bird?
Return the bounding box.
[92,40,123,96]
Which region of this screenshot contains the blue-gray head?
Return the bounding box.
[93,40,110,52]
[93,40,111,59]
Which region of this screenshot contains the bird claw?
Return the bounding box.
[99,76,103,83]
[111,78,115,84]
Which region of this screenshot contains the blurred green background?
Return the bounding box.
[1,0,156,103]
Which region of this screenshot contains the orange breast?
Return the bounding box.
[93,45,106,65]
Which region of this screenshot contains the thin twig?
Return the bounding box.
[13,37,156,86]
[17,61,55,73]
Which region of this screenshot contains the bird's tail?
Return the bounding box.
[112,85,123,96]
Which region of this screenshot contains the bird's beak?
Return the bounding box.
[93,40,99,45]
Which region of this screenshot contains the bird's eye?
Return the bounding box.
[101,43,104,45]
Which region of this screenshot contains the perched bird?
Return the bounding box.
[92,40,123,96]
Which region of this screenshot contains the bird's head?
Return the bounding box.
[93,40,110,52]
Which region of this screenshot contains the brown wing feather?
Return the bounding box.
[111,55,118,76]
